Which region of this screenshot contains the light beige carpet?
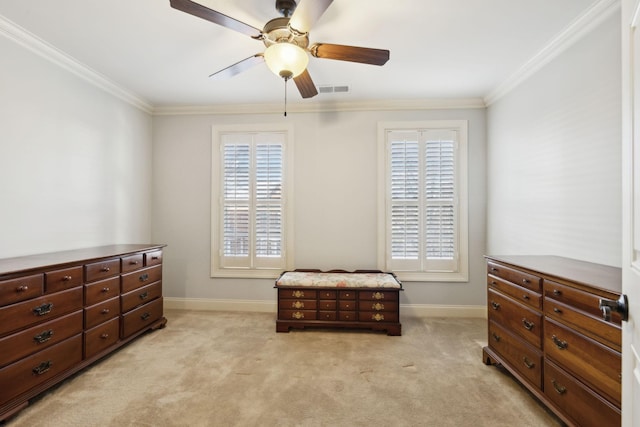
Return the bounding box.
[5,310,562,427]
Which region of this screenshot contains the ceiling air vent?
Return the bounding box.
[317,85,350,94]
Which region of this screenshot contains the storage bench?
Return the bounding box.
[275,270,403,335]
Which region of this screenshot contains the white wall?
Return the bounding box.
[0,36,153,258]
[152,107,487,306]
[486,11,622,267]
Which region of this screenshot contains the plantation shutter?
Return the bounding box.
[220,132,285,270]
[386,129,458,273]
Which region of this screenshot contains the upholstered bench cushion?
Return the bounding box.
[276,271,402,289]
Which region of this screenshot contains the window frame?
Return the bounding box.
[211,123,295,279]
[377,120,469,282]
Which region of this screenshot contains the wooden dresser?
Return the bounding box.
[275,270,402,336]
[0,244,167,422]
[483,255,621,427]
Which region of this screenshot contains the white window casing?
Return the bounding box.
[377,121,469,282]
[211,124,294,278]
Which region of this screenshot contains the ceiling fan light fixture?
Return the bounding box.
[264,42,309,80]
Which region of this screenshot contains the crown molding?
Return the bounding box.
[152,97,486,116]
[484,0,621,106]
[0,15,154,114]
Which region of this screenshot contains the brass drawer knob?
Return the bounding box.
[16,285,29,293]
[522,357,535,369]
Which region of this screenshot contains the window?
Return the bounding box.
[211,124,294,278]
[377,121,468,282]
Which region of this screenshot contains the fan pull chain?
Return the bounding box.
[284,77,288,117]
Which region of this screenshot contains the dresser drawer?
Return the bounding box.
[318,290,337,299]
[121,297,163,338]
[279,289,317,299]
[544,360,620,427]
[84,297,120,330]
[45,266,83,293]
[145,250,163,267]
[0,334,82,406]
[339,300,356,311]
[319,300,337,310]
[488,288,542,348]
[85,317,120,359]
[339,311,357,321]
[545,298,621,351]
[121,264,162,293]
[0,274,43,307]
[544,279,622,325]
[0,287,83,336]
[339,290,356,300]
[488,320,542,388]
[85,258,120,283]
[361,301,398,312]
[84,276,120,306]
[487,261,541,292]
[121,281,162,313]
[359,311,399,323]
[121,253,144,273]
[488,275,541,310]
[319,311,337,321]
[359,290,399,301]
[544,318,621,406]
[0,310,82,368]
[279,309,317,321]
[280,299,317,311]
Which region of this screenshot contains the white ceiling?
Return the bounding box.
[0,0,600,108]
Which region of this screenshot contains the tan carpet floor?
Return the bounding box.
[5,310,562,426]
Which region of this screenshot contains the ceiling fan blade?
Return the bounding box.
[169,0,262,38]
[293,69,318,99]
[289,0,334,34]
[209,54,265,80]
[310,43,390,66]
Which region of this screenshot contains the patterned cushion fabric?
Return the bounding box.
[276,272,401,289]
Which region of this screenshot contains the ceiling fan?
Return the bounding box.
[169,0,390,99]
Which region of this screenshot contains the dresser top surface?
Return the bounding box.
[0,244,165,277]
[485,255,621,294]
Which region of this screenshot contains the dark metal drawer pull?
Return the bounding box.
[552,335,568,350]
[139,273,149,282]
[522,278,529,284]
[141,312,151,321]
[130,260,139,265]
[33,303,53,316]
[101,287,110,293]
[101,308,110,314]
[139,291,149,300]
[62,275,72,281]
[100,266,110,272]
[553,307,562,314]
[491,332,501,342]
[522,294,530,300]
[522,357,535,369]
[551,379,567,395]
[553,289,561,296]
[16,285,29,292]
[490,301,500,310]
[33,360,52,375]
[100,333,110,339]
[152,255,159,260]
[34,329,54,344]
[522,318,534,331]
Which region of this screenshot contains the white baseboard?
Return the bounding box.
[164,297,487,318]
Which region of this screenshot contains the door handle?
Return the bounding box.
[599,294,628,322]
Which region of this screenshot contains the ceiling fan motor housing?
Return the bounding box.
[262,17,309,49]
